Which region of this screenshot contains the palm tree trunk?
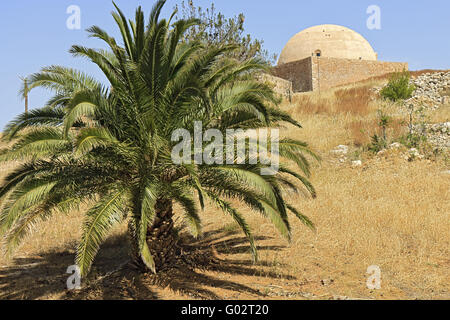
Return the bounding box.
[146,199,178,270]
[128,199,179,272]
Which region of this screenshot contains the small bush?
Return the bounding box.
[380,71,416,102]
[367,110,394,153]
[368,134,387,153]
[399,133,427,149]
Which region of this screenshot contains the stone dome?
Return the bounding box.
[278,24,377,65]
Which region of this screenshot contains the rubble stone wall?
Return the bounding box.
[271,58,313,92]
[272,57,408,93]
[257,73,293,99]
[311,57,408,91]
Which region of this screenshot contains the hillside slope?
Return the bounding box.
[0,75,449,300]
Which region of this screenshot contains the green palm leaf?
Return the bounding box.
[76,190,126,277]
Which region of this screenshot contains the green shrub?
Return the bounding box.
[380,71,416,102]
[368,134,387,154]
[399,133,427,149]
[367,110,391,153]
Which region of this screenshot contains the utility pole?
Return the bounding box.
[24,78,29,115]
[20,76,29,115]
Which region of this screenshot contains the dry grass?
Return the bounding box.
[349,117,407,148]
[0,77,449,300]
[334,87,374,116]
[441,87,450,97]
[345,119,378,147]
[362,69,450,83]
[429,104,450,123]
[290,86,374,117]
[272,83,449,299]
[281,159,449,299]
[409,69,450,77]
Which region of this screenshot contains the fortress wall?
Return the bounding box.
[271,58,313,92]
[311,57,408,91]
[257,73,293,99]
[272,57,408,93]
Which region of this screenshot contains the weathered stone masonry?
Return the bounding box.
[272,56,408,93]
[271,58,313,92]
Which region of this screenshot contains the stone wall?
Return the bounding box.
[271,58,313,92]
[257,73,293,99]
[272,57,408,93]
[311,57,408,91]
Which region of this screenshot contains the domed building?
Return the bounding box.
[278,24,377,65]
[271,24,407,93]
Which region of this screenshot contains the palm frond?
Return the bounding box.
[76,189,127,277]
[206,191,257,262]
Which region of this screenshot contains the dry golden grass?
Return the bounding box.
[215,157,449,299]
[362,69,450,83]
[441,87,450,97]
[345,119,378,147]
[0,78,449,300]
[290,85,374,117]
[271,84,449,299]
[409,69,450,77]
[429,104,450,123]
[286,159,449,299]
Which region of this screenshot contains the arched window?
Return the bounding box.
[314,50,322,57]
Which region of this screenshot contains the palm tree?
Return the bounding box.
[0,1,319,277]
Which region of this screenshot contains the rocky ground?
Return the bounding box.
[406,71,450,110]
[406,72,449,152]
[371,71,450,152]
[372,71,450,110]
[411,122,450,152]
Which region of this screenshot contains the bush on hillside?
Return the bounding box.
[380,71,416,102]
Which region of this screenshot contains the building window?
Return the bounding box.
[315,50,322,57]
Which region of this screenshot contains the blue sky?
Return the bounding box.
[1,0,449,129]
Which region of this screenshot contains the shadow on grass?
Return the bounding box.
[0,229,293,300]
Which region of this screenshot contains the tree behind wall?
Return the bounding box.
[175,1,277,64]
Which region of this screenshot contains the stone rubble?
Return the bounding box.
[331,145,349,155]
[329,73,450,163]
[372,71,450,110]
[351,160,362,167]
[408,148,421,157]
[389,142,402,149]
[411,122,450,151]
[406,71,450,110]
[376,71,450,151]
